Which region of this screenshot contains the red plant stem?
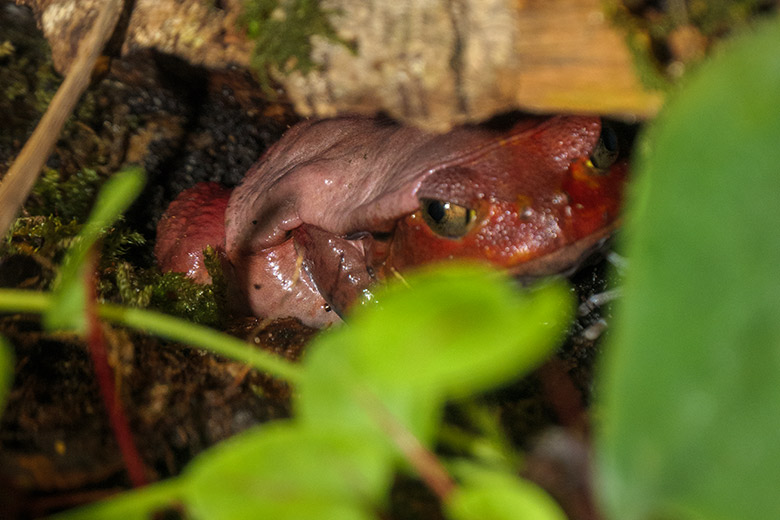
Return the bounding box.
[359,390,456,501]
[85,248,148,488]
[538,358,588,433]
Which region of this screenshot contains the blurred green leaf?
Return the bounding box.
[184,421,392,520]
[596,18,780,520]
[445,464,566,520]
[350,264,571,397]
[44,167,145,332]
[47,478,184,520]
[296,318,442,446]
[298,263,572,444]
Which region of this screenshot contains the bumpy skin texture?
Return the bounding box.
[154,182,231,284]
[155,115,627,327]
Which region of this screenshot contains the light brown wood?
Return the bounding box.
[513,0,661,118]
[18,0,660,131]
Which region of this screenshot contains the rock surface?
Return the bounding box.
[17,0,661,130]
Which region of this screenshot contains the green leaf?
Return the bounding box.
[45,478,184,520]
[183,421,392,520]
[297,326,438,444]
[0,336,14,417]
[298,263,572,445]
[445,464,566,520]
[596,18,780,520]
[351,264,571,397]
[44,167,145,332]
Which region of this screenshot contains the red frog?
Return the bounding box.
[155,115,627,327]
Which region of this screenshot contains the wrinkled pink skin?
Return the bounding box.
[155,115,625,327]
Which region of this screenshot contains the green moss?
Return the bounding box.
[148,272,222,327]
[112,262,154,307]
[241,0,354,91]
[202,245,228,312]
[4,158,227,325]
[98,246,227,328]
[6,169,143,292]
[7,215,81,266]
[105,264,221,327]
[29,168,102,222]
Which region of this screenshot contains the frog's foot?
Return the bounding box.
[292,224,376,319]
[228,239,341,328]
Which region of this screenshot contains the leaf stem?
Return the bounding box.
[85,249,148,488]
[0,289,303,383]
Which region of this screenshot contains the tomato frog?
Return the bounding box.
[155,115,627,327]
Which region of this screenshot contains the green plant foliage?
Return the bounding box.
[242,0,351,90]
[185,422,392,520]
[185,264,570,519]
[44,167,146,332]
[298,265,571,444]
[352,268,569,399]
[596,18,780,520]
[48,263,571,519]
[445,463,565,520]
[44,477,185,520]
[438,402,520,472]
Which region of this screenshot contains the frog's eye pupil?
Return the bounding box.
[590,124,619,170]
[426,200,446,222]
[419,198,476,239]
[602,125,618,153]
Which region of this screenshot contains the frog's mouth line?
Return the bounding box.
[508,221,620,282]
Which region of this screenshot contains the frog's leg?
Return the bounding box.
[154,182,230,284]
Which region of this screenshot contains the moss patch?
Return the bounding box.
[241,0,354,91]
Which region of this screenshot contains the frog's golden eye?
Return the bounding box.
[419,198,476,239]
[590,124,619,171]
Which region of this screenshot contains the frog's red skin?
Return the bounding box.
[154,115,627,327]
[154,182,231,284]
